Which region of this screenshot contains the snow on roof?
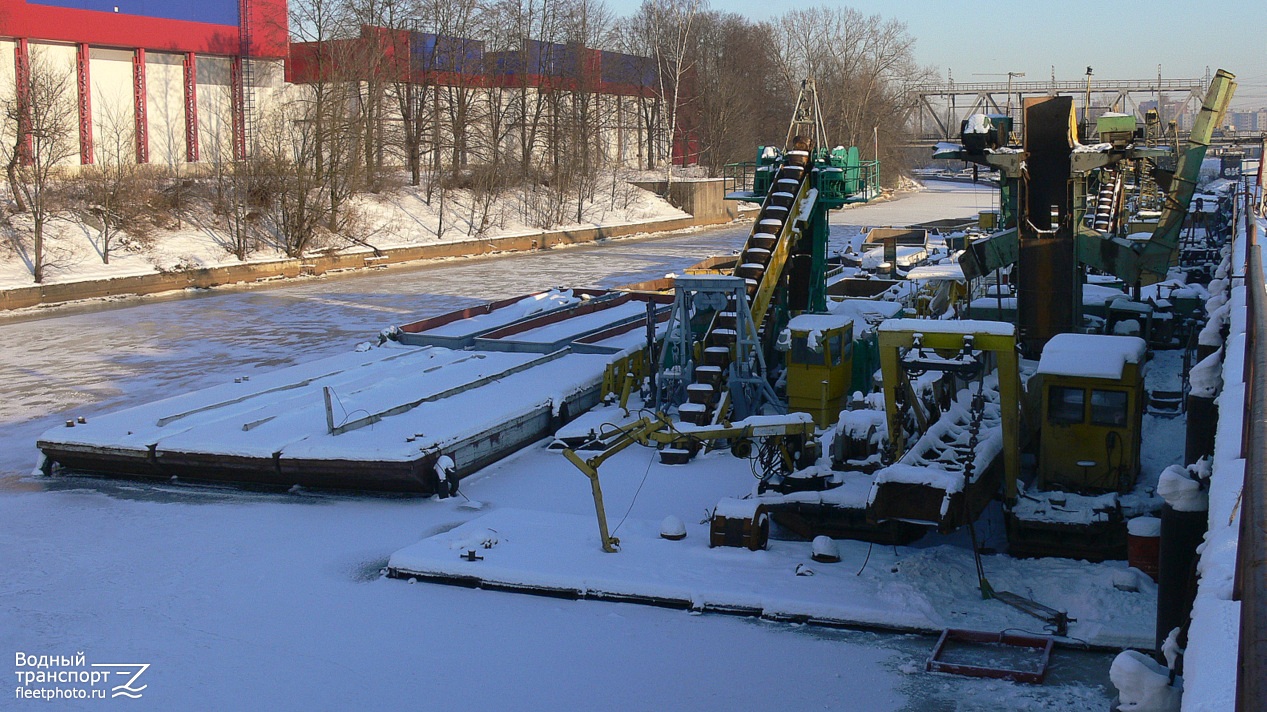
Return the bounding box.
[878,318,1015,336]
[826,299,903,338]
[905,263,965,281]
[1083,284,1129,306]
[1037,333,1146,379]
[787,313,853,333]
[964,114,991,134]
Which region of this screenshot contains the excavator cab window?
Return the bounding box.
[1090,389,1128,427]
[828,334,844,367]
[1048,386,1084,425]
[791,336,827,367]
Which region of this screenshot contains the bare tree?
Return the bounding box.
[692,12,784,172]
[561,0,614,223]
[81,101,147,264]
[256,108,313,256]
[490,0,565,180]
[610,13,658,170]
[201,81,254,260]
[1,49,78,283]
[637,0,704,189]
[769,7,934,183]
[290,0,365,227]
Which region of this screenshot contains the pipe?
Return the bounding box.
[1155,503,1206,655]
[1184,394,1218,463]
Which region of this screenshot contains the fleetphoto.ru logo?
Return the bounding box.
[14,652,151,702]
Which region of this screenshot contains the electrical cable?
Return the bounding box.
[327,388,369,429]
[612,448,656,537]
[855,541,874,576]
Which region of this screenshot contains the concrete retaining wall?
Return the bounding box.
[631,179,738,223]
[1,206,734,311]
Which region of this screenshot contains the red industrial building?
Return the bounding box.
[2,2,694,168]
[2,0,288,164]
[287,27,657,97]
[288,26,695,167]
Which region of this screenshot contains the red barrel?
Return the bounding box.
[1127,516,1161,581]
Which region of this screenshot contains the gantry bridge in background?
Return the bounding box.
[910,74,1265,148]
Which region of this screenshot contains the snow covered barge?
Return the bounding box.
[37,288,668,492]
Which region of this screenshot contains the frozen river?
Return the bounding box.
[0,181,1113,710]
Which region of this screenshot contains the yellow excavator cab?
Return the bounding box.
[784,314,854,428]
[1035,333,1146,493]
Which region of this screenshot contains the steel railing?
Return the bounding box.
[1235,185,1267,712]
[912,78,1206,96]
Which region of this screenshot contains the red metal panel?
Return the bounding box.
[0,0,289,59]
[14,39,33,165]
[183,52,198,163]
[76,43,93,165]
[247,0,288,59]
[133,48,148,163]
[230,55,245,160]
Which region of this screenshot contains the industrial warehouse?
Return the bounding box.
[1,0,675,171]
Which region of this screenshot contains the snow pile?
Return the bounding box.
[837,408,887,444]
[1188,349,1223,399]
[1110,650,1181,711]
[1156,462,1210,512]
[1127,516,1162,538]
[1114,319,1142,336]
[872,462,962,495]
[1198,300,1229,349]
[825,299,903,339]
[713,497,762,520]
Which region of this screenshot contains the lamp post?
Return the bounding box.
[1084,66,1095,141]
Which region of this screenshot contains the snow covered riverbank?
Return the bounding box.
[0,174,690,292]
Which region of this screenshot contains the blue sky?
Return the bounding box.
[606,0,1267,109]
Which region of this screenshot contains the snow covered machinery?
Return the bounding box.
[866,320,1023,532]
[945,70,1237,358]
[658,78,879,433]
